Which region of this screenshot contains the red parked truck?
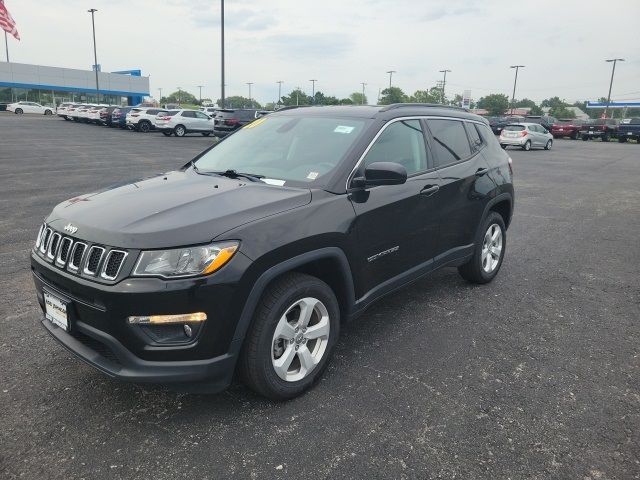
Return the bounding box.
[551,119,583,139]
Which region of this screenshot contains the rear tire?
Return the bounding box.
[238,272,340,400]
[15,108,23,114]
[522,140,531,151]
[581,136,588,141]
[202,132,211,136]
[458,212,506,284]
[602,134,609,142]
[138,120,151,133]
[174,125,186,137]
[500,144,507,149]
[618,137,627,143]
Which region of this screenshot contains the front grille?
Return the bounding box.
[34,224,129,283]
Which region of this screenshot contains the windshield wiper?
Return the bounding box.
[206,169,265,182]
[190,160,200,173]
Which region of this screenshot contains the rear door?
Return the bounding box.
[349,118,440,296]
[426,118,491,258]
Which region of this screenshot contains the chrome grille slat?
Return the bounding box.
[100,250,128,280]
[46,232,61,260]
[83,246,105,276]
[68,242,87,272]
[35,224,45,249]
[39,228,52,254]
[55,237,74,267]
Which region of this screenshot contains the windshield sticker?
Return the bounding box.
[262,178,286,186]
[307,171,319,180]
[334,125,355,134]
[244,117,267,129]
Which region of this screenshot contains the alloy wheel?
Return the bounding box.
[481,224,503,273]
[271,297,331,382]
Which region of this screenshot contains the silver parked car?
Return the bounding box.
[499,122,553,151]
[154,109,214,137]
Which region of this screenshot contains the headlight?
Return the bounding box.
[133,241,239,278]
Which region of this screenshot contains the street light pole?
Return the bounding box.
[87,9,100,101]
[386,70,396,89]
[604,58,624,119]
[197,85,203,104]
[158,88,162,103]
[220,0,225,108]
[439,69,451,104]
[177,87,182,105]
[309,79,317,104]
[276,80,283,106]
[361,82,367,105]
[509,65,525,115]
[247,82,253,107]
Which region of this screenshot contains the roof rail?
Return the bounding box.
[274,105,308,112]
[379,103,468,112]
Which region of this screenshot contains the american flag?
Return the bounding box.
[0,0,20,41]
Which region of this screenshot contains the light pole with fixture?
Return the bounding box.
[197,85,203,104]
[309,79,317,103]
[509,65,525,115]
[439,69,451,104]
[386,70,396,89]
[88,8,100,101]
[361,82,367,105]
[276,80,283,106]
[604,58,624,119]
[220,0,225,108]
[247,82,253,107]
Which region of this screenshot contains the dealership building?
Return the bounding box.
[0,62,150,106]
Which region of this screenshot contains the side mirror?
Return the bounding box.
[352,162,407,188]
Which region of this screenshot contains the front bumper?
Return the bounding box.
[31,249,253,389]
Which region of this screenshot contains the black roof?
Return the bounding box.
[272,104,486,123]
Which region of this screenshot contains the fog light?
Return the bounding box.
[127,312,207,325]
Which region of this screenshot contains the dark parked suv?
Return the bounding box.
[213,108,267,137]
[31,104,514,400]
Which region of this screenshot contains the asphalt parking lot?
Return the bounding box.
[1,113,639,479]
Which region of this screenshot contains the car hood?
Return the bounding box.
[46,169,311,248]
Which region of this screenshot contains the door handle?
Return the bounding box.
[420,185,439,196]
[475,167,489,177]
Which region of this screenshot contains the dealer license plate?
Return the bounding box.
[44,291,69,331]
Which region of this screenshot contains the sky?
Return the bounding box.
[4,0,640,105]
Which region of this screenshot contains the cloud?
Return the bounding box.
[261,33,354,60]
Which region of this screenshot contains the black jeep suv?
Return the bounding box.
[32,104,514,400]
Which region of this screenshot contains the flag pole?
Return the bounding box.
[4,31,8,62]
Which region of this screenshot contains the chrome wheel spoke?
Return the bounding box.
[273,345,296,378]
[273,315,296,340]
[296,345,315,372]
[297,297,318,327]
[305,318,330,340]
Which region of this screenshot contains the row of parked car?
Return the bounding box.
[488,115,640,150]
[54,102,270,137]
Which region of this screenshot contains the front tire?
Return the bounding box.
[522,140,532,151]
[202,132,211,136]
[44,109,53,115]
[138,120,151,133]
[618,136,627,143]
[458,212,506,284]
[15,108,23,114]
[162,131,172,136]
[544,139,552,150]
[602,134,609,142]
[238,272,340,400]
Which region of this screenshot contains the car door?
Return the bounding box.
[194,111,212,131]
[349,118,440,297]
[425,118,492,259]
[180,110,196,131]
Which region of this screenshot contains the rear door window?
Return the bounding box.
[181,111,196,118]
[427,119,472,167]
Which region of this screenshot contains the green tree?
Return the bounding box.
[323,95,341,105]
[408,88,441,103]
[164,89,198,105]
[549,105,576,119]
[515,98,543,115]
[379,87,408,105]
[476,93,510,116]
[349,92,368,105]
[339,98,354,105]
[450,94,463,107]
[280,89,311,106]
[216,96,261,108]
[541,96,565,109]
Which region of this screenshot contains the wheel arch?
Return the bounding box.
[483,193,513,230]
[230,247,355,355]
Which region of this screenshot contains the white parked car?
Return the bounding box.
[65,104,84,121]
[56,102,73,118]
[86,104,110,123]
[125,107,166,132]
[499,123,553,151]
[7,101,54,115]
[76,104,96,122]
[155,109,214,137]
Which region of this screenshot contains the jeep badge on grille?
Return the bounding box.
[64,223,78,234]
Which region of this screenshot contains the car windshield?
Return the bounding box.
[194,115,369,187]
[504,125,525,131]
